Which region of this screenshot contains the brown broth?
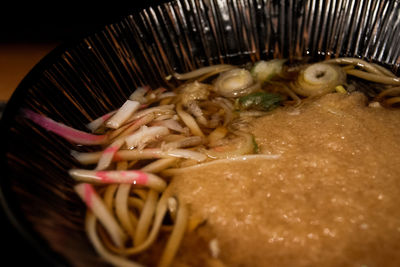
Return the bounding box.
[171,92,400,267]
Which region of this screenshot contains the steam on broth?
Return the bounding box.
[23,58,400,266]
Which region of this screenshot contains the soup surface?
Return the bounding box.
[171,92,400,267]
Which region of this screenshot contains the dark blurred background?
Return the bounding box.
[0,8,116,43]
[0,4,155,101]
[0,3,169,43]
[0,2,166,266]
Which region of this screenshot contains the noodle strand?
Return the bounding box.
[75,183,127,247]
[346,69,400,85]
[176,103,205,137]
[157,200,189,267]
[115,184,136,239]
[134,190,159,246]
[86,212,144,267]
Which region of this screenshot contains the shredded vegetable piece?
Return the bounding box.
[70,169,167,192]
[109,113,155,141]
[151,119,188,134]
[95,139,125,170]
[125,126,169,150]
[106,100,141,129]
[22,109,108,145]
[86,110,116,132]
[129,86,150,103]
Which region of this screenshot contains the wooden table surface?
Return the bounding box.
[0,43,58,102]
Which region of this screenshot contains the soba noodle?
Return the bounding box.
[23,58,400,266]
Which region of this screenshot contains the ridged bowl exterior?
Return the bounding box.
[1,0,399,266]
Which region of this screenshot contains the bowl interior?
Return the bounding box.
[1,0,400,266]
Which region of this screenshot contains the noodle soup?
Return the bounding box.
[23,58,400,266]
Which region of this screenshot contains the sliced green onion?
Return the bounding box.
[214,68,258,97]
[252,135,259,154]
[251,59,286,83]
[335,85,347,94]
[294,63,346,97]
[238,92,282,111]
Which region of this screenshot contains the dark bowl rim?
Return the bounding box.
[0,41,74,266]
[0,2,173,265]
[1,0,399,265]
[0,12,131,267]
